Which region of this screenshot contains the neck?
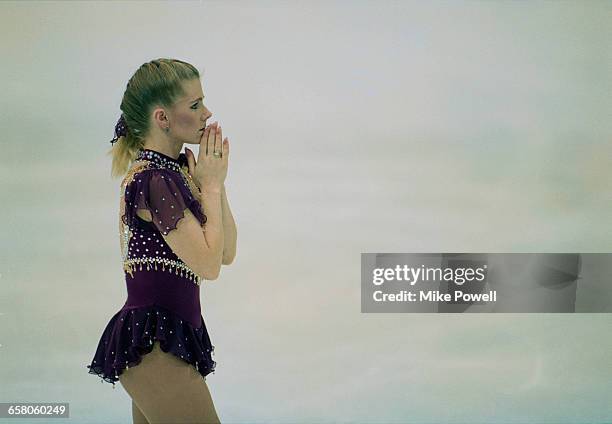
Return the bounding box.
[136,147,183,173]
[141,141,182,160]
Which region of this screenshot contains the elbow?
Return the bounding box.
[222,231,237,266]
[203,263,222,281]
[222,244,237,266]
[199,250,224,281]
[222,253,235,266]
[205,271,220,281]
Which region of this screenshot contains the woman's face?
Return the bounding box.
[169,78,212,145]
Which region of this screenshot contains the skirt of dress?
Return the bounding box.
[86,304,216,388]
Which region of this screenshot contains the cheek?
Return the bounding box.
[176,112,197,127]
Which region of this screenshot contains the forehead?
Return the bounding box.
[181,79,204,102]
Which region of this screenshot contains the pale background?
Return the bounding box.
[1,1,611,423]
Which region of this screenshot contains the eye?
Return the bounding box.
[191,102,199,110]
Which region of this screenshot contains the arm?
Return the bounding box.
[198,184,225,279]
[220,183,237,265]
[132,169,225,282]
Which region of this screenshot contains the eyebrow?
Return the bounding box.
[190,96,205,103]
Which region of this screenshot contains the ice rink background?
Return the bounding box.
[1,1,611,423]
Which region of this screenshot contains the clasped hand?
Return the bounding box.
[182,121,229,191]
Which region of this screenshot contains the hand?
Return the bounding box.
[183,149,202,191]
[183,151,226,192]
[186,121,229,190]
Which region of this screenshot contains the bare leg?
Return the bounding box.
[132,400,150,424]
[119,341,220,424]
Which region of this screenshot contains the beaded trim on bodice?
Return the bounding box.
[136,148,182,172]
[119,149,204,286]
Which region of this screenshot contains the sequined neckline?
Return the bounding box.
[135,149,181,172]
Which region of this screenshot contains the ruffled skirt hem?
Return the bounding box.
[85,304,216,388]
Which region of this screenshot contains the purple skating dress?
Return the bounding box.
[86,148,216,388]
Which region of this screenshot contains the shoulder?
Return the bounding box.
[121,160,152,191]
[122,163,182,191]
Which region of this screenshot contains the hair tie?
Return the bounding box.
[110,114,128,145]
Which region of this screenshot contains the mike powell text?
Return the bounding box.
[372,290,497,303]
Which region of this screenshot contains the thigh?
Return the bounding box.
[119,341,220,424]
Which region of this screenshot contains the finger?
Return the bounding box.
[223,137,229,160]
[200,125,211,158]
[216,125,222,156]
[186,148,196,175]
[207,121,217,156]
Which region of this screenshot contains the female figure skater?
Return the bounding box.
[86,58,237,424]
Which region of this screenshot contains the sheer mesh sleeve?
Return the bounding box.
[124,168,207,235]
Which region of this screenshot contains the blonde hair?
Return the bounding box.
[107,58,201,178]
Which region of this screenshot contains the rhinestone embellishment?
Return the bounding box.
[119,153,205,286]
[123,257,203,286]
[135,149,181,172]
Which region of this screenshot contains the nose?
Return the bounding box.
[203,106,212,121]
